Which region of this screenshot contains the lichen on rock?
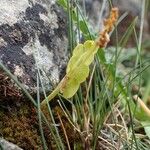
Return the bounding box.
[0,0,68,93]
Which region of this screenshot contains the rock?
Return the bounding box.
[85,0,149,46]
[85,0,143,26]
[85,0,145,27]
[0,138,23,150]
[0,0,68,93]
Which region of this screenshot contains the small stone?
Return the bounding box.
[0,138,23,150]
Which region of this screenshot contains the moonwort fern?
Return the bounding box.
[40,7,119,109]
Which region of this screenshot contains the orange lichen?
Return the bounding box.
[97,7,119,48]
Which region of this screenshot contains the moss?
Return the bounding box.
[0,95,78,149]
[0,71,80,149]
[0,101,43,149]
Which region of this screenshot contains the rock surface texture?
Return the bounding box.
[0,0,68,93]
[85,0,143,29]
[85,0,149,46]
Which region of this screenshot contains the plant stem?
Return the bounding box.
[40,76,67,109]
[40,85,60,108]
[41,86,60,109]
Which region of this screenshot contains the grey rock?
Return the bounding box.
[85,0,143,29]
[0,138,23,150]
[112,0,142,15]
[85,0,149,45]
[0,0,68,93]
